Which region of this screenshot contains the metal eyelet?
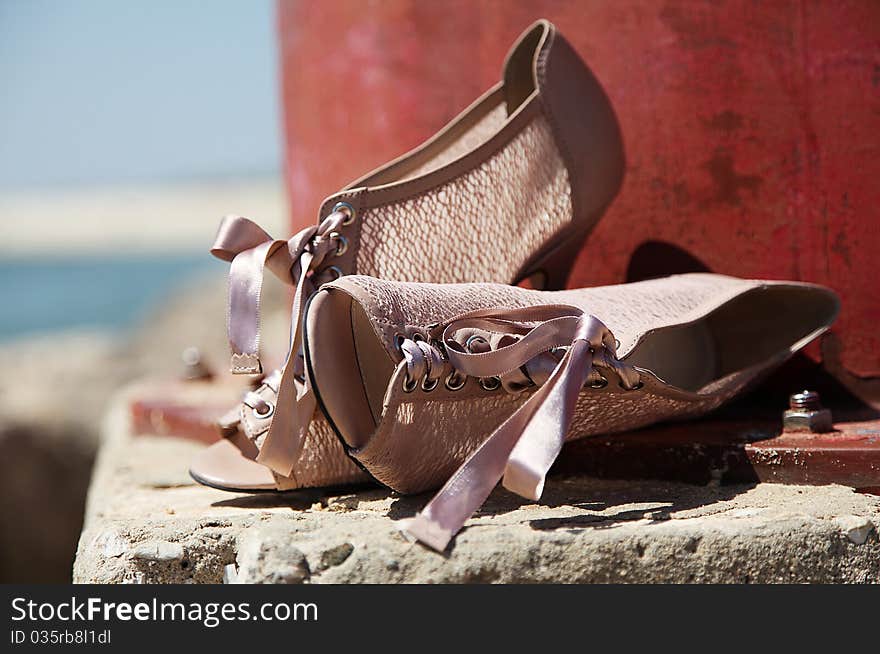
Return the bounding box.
[589,376,609,389]
[402,374,418,393]
[326,265,343,280]
[479,376,501,391]
[253,401,275,419]
[330,232,348,256]
[394,333,406,354]
[445,372,466,391]
[465,335,489,353]
[332,201,356,225]
[411,332,427,342]
[421,376,439,392]
[619,381,644,391]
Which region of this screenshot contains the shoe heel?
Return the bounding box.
[516,234,583,290]
[517,203,608,290]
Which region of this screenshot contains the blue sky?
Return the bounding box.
[0,0,280,189]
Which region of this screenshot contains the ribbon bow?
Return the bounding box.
[210,209,348,477]
[403,305,640,551]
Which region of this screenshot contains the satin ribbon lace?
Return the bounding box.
[398,304,641,551]
[210,204,352,478]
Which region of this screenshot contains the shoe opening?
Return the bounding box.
[502,20,547,113]
[349,21,550,188]
[624,284,840,393]
[305,288,397,449]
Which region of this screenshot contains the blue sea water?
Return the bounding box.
[0,255,220,341]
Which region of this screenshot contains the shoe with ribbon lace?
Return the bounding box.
[302,273,838,550]
[190,18,627,492]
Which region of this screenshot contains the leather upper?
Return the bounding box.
[311,273,839,494]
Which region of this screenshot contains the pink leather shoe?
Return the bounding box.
[303,273,838,550]
[190,19,625,492]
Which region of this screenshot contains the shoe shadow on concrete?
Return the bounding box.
[521,479,753,532]
[209,482,381,511]
[210,490,325,511]
[388,477,756,530]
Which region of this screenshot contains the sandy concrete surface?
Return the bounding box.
[73,392,880,584]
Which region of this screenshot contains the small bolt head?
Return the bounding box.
[783,389,833,433]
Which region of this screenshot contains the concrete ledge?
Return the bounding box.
[74,390,880,583]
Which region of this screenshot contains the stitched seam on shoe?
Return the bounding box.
[357,106,540,207]
[536,30,577,191]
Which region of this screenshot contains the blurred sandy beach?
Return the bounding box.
[0,177,286,256]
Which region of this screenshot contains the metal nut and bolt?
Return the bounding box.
[782,390,834,433]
